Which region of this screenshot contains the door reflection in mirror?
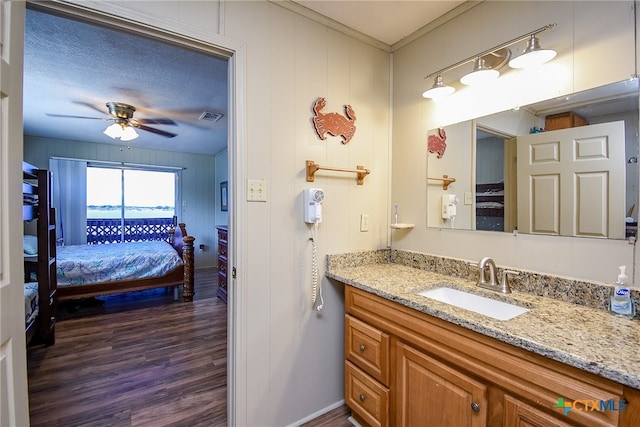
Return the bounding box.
[427,79,639,240]
[475,127,516,232]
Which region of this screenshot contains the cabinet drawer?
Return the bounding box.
[218,242,227,258]
[218,258,227,273]
[346,315,390,385]
[345,361,389,427]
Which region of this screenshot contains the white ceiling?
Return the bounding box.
[23,2,464,156]
[291,0,466,46]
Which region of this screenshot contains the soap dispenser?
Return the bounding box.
[610,266,635,318]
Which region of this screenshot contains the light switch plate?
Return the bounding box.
[247,179,267,202]
[464,192,473,205]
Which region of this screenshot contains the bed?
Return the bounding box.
[476,182,505,232]
[23,162,56,346]
[56,223,195,302]
[24,281,40,344]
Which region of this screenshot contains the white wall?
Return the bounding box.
[53,1,391,425]
[393,1,640,284]
[223,3,390,424]
[24,136,219,268]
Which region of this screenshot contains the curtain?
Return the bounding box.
[49,158,87,245]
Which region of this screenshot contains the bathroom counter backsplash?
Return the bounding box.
[326,248,640,389]
[327,248,637,315]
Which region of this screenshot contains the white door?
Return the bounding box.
[0,1,29,425]
[517,121,626,238]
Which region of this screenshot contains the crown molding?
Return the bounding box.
[270,0,483,53]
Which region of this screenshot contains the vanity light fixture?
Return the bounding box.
[422,24,557,99]
[508,34,557,68]
[460,57,500,86]
[422,74,456,99]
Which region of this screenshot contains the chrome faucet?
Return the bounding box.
[476,257,519,294]
[478,257,498,288]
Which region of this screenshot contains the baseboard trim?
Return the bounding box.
[285,400,346,427]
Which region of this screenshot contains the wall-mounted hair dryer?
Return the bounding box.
[304,188,324,224]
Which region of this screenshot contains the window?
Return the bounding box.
[86,166,177,243]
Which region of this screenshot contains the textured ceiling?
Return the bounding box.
[23,8,229,156]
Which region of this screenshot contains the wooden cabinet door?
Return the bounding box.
[504,395,573,427]
[396,342,487,427]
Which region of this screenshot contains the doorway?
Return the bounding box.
[475,125,518,233]
[21,2,241,423]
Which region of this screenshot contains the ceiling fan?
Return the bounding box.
[46,101,178,140]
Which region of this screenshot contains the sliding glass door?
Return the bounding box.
[86,166,177,243]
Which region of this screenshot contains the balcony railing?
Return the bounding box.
[87,217,177,244]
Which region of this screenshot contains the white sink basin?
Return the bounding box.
[418,287,529,321]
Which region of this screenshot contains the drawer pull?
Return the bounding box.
[359,394,366,402]
[471,402,480,413]
[359,344,366,352]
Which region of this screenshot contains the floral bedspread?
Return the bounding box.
[57,241,183,286]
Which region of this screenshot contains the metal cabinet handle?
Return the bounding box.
[471,402,480,413]
[359,344,366,352]
[359,394,366,402]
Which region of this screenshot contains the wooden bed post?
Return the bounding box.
[182,235,195,301]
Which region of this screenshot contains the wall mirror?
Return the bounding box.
[427,78,639,240]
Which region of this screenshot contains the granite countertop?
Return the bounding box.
[326,262,640,390]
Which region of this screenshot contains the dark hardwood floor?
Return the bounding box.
[301,405,354,427]
[27,267,353,426]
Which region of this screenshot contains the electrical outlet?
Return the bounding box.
[247,179,267,202]
[360,214,369,232]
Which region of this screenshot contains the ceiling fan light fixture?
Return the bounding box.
[460,57,499,86]
[120,126,139,141]
[422,75,456,99]
[103,121,139,141]
[508,35,556,69]
[103,122,124,139]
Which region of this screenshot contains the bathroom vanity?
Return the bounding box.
[327,251,640,427]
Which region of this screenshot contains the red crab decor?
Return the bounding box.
[428,127,447,159]
[312,97,356,144]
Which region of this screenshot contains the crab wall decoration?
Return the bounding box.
[312,97,356,144]
[428,127,447,159]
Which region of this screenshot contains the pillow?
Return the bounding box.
[23,235,38,255]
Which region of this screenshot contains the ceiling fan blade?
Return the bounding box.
[134,123,177,138]
[72,101,112,115]
[136,118,178,126]
[46,113,109,120]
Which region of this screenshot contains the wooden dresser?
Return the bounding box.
[216,226,228,303]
